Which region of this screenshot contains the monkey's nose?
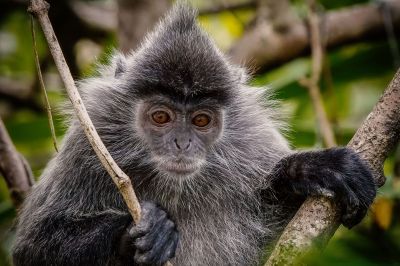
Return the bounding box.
[174,138,191,150]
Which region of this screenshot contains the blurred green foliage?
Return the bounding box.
[0,0,399,265]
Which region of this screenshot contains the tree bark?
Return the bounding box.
[266,69,400,265]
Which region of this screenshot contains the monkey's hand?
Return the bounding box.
[271,147,377,228]
[118,201,179,265]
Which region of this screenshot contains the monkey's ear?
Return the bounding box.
[114,54,127,78]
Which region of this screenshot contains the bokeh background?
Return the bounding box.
[1,0,400,265]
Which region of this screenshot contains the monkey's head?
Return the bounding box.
[109,5,249,178]
[79,4,272,182]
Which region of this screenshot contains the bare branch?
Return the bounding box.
[28,0,142,223]
[266,69,400,265]
[117,0,170,53]
[198,1,256,15]
[230,0,400,70]
[28,1,174,264]
[299,0,336,148]
[70,0,117,31]
[0,77,33,100]
[0,118,33,208]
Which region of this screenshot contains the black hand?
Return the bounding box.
[271,147,377,228]
[119,201,179,265]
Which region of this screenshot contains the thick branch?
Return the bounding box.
[0,118,33,208]
[230,0,400,70]
[70,1,257,31]
[266,69,400,265]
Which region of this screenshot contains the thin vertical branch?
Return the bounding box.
[300,0,336,148]
[30,15,58,152]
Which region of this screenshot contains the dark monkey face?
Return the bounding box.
[136,95,224,177]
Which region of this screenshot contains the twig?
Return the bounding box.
[0,118,33,208]
[28,0,141,224]
[300,0,336,148]
[30,15,58,152]
[28,1,172,265]
[266,69,400,265]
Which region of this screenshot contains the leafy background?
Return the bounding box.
[0,0,399,265]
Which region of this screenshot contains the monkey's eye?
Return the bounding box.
[151,111,171,125]
[192,114,211,127]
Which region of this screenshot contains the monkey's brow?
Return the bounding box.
[133,78,231,105]
[144,94,222,109]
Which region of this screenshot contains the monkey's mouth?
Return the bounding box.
[157,159,201,176]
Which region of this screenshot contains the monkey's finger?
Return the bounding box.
[134,220,176,264]
[336,182,361,228]
[130,206,166,240]
[133,211,168,251]
[159,229,179,262]
[135,216,173,252]
[129,220,153,240]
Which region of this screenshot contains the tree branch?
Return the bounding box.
[198,1,256,15]
[28,0,142,223]
[70,0,117,31]
[28,1,173,265]
[117,0,170,53]
[299,0,336,148]
[0,118,33,208]
[266,68,400,265]
[230,0,400,70]
[0,77,33,100]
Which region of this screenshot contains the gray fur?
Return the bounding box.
[13,4,293,266]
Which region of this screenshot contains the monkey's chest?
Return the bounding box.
[171,214,264,266]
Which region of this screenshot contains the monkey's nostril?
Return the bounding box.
[174,138,181,149]
[185,141,191,150]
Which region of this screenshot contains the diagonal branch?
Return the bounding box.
[199,1,256,15]
[28,1,173,266]
[230,0,400,70]
[266,68,400,265]
[28,0,142,224]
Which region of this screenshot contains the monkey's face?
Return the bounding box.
[135,95,224,177]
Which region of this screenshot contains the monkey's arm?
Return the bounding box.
[12,209,131,266]
[13,200,178,266]
[269,147,377,228]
